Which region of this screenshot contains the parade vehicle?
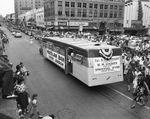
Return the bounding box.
[14,31,22,38]
[39,37,123,86]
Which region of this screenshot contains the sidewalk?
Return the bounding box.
[0,88,19,119]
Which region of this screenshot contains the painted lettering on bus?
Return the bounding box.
[55,59,64,66]
[58,55,65,62]
[46,49,65,69]
[48,55,54,61]
[47,50,57,58]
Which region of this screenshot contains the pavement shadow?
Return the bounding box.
[0,113,14,119]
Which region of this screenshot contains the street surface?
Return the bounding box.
[1,26,150,119]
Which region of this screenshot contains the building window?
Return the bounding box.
[65,2,69,7]
[71,10,75,17]
[83,3,86,8]
[104,5,108,9]
[58,11,62,16]
[65,11,69,16]
[89,11,93,17]
[110,5,113,9]
[104,12,108,18]
[114,5,118,10]
[89,3,93,8]
[114,12,117,18]
[100,4,103,9]
[83,11,86,17]
[119,6,123,10]
[94,11,97,17]
[71,2,75,7]
[119,11,122,18]
[109,12,113,18]
[58,1,62,7]
[94,4,98,9]
[77,10,81,17]
[78,3,81,8]
[99,12,103,18]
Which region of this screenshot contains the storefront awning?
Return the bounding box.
[55,26,98,30]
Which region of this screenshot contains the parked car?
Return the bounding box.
[12,30,16,35]
[27,30,32,36]
[14,31,22,38]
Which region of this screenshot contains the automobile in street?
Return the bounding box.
[14,31,22,38]
[27,30,32,36]
[11,30,16,35]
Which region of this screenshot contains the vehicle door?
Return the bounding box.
[65,47,73,74]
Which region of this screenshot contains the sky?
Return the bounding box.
[0,0,14,17]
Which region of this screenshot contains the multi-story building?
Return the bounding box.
[44,0,125,32]
[36,7,45,29]
[124,0,150,28]
[124,0,150,35]
[14,0,44,23]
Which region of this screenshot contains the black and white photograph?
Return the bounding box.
[0,0,150,119]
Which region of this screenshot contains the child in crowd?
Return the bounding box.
[29,93,43,119]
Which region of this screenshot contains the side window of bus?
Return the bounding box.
[54,47,60,54]
[75,54,83,64]
[82,57,88,67]
[60,49,65,56]
[47,42,54,50]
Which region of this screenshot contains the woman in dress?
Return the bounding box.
[30,36,33,45]
[124,64,134,91]
[133,68,142,94]
[15,78,29,115]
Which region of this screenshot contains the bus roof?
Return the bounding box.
[44,37,119,50]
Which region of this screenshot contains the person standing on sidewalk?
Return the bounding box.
[14,78,29,115]
[29,93,43,119]
[19,62,29,84]
[30,36,33,45]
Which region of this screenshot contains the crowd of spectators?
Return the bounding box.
[5,23,150,109]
